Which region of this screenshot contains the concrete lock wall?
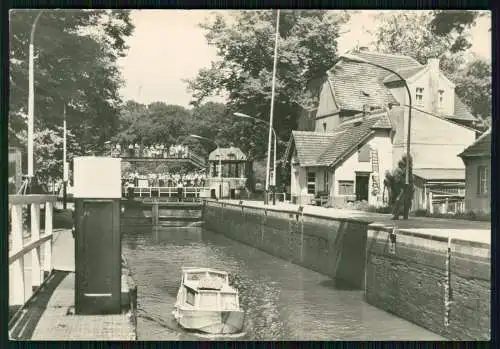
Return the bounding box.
[203,201,368,289]
[365,224,490,340]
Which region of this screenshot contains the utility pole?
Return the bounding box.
[265,9,280,205]
[63,104,68,209]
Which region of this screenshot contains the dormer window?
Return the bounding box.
[415,87,424,105]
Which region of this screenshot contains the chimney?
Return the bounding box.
[427,57,440,114]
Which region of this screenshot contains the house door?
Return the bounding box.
[355,173,370,202]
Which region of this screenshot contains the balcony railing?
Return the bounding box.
[9,195,57,311]
[123,186,211,201]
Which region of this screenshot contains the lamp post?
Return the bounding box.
[341,53,412,219]
[263,9,280,206]
[233,112,278,205]
[188,134,222,199]
[27,10,45,183]
[63,104,68,209]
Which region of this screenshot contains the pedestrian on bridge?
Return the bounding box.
[177,180,184,202]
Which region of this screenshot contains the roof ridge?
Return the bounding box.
[351,50,422,64]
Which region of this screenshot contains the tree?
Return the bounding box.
[15,127,81,184]
[429,10,486,53]
[453,58,492,124]
[186,10,350,160]
[9,9,134,152]
[372,11,491,123]
[383,155,414,216]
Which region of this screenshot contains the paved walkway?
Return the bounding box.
[217,200,491,244]
[10,229,135,341]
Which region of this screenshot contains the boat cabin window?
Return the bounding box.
[186,288,196,306]
[199,291,218,308]
[207,272,226,283]
[185,272,206,281]
[221,293,238,310]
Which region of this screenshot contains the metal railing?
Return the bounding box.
[9,195,57,308]
[112,148,207,167]
[123,186,211,200]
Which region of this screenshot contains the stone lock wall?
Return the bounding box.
[203,201,368,289]
[365,224,490,340]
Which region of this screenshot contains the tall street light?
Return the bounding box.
[264,8,280,206]
[341,53,413,219]
[27,10,45,182]
[233,112,278,205]
[63,104,68,209]
[188,134,222,199]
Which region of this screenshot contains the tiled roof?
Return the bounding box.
[383,66,426,83]
[288,111,393,167]
[459,129,491,158]
[315,113,389,167]
[450,96,476,122]
[350,51,422,72]
[413,168,465,181]
[330,61,400,111]
[327,50,477,123]
[289,131,340,166]
[208,147,247,161]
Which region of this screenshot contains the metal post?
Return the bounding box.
[28,11,44,180]
[272,131,277,205]
[63,104,68,209]
[265,9,280,206]
[403,90,413,219]
[218,148,222,199]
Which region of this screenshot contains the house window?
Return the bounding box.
[358,145,370,163]
[477,165,488,196]
[338,180,354,196]
[323,122,327,131]
[415,87,424,105]
[438,89,444,105]
[307,171,316,194]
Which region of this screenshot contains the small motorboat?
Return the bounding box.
[172,267,245,334]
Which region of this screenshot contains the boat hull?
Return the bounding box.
[173,308,244,334]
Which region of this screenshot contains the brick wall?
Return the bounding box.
[203,201,368,289]
[365,224,490,340]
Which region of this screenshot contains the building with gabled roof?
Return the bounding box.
[314,49,478,131]
[458,129,491,214]
[284,50,480,210]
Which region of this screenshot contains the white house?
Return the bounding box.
[285,50,480,210]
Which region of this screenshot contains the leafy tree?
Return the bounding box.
[186,10,350,160]
[383,155,414,216]
[9,9,134,153]
[453,58,492,124]
[15,127,81,184]
[429,10,486,53]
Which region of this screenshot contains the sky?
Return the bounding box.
[117,10,491,108]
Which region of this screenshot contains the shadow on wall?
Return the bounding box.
[203,202,369,290]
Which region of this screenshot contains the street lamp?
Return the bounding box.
[27,10,45,183]
[188,134,222,199]
[341,53,413,219]
[233,112,278,205]
[264,8,280,206]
